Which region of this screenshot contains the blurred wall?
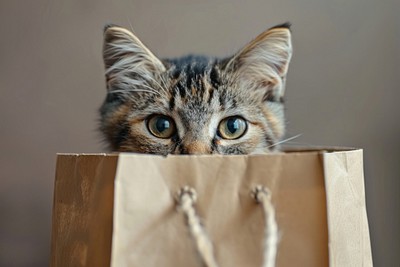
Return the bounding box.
[0,0,398,266]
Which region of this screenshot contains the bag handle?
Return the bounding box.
[176,186,220,267]
[251,185,278,267]
[176,185,278,267]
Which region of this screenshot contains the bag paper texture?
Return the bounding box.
[322,150,372,266]
[51,154,118,267]
[51,149,372,267]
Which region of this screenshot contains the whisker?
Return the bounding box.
[266,134,302,149]
[125,16,135,35]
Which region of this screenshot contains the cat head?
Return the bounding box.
[100,23,292,155]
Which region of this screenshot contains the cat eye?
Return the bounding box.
[147,115,176,139]
[218,116,247,140]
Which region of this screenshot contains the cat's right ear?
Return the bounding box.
[103,25,166,90]
[223,23,292,102]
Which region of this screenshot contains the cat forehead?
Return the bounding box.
[165,55,221,79]
[166,55,216,69]
[159,57,259,115]
[165,56,224,98]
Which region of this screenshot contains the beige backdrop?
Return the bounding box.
[0,0,398,266]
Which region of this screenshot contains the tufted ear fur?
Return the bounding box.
[225,23,292,102]
[103,25,166,91]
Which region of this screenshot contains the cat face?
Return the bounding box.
[100,23,292,155]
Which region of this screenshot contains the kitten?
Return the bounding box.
[100,23,292,155]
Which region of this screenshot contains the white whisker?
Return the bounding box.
[126,16,135,35]
[267,134,302,148]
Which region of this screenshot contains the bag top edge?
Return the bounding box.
[282,145,358,152]
[56,146,360,157]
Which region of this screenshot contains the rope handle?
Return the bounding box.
[176,186,220,267]
[251,185,278,267]
[176,185,278,267]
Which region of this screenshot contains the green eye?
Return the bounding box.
[218,116,247,140]
[147,115,176,139]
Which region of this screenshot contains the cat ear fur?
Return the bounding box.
[225,23,292,101]
[103,25,165,90]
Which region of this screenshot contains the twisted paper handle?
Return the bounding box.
[252,185,278,267]
[176,186,220,267]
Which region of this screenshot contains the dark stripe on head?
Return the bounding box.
[169,93,175,110]
[231,98,237,108]
[170,67,182,79]
[209,65,221,88]
[218,89,227,109]
[207,87,215,104]
[177,79,187,98]
[186,75,193,90]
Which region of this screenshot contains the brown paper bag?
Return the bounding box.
[50,148,372,267]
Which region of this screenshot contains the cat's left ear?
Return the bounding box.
[103,25,166,90]
[224,23,292,101]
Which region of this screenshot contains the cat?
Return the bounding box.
[100,23,292,155]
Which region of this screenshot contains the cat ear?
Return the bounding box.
[103,25,166,90]
[225,23,292,101]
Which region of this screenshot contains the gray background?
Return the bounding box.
[1,0,399,266]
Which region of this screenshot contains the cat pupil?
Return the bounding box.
[227,118,239,134]
[156,118,170,132]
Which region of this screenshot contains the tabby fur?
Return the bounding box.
[100,23,292,155]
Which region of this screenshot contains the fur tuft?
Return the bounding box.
[103,23,119,33]
[269,22,292,31]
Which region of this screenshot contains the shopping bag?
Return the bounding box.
[50,148,372,267]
